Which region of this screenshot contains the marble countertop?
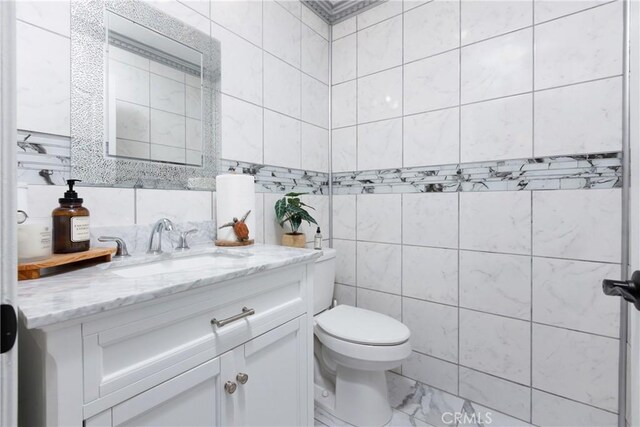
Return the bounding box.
[18,244,322,329]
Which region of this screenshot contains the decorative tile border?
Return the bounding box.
[332,152,622,194]
[220,159,330,195]
[18,150,621,195]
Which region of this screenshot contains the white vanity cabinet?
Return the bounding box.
[221,317,308,426]
[86,357,222,427]
[18,262,314,427]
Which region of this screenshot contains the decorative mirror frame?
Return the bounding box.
[70,0,221,190]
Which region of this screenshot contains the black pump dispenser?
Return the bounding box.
[59,179,83,204]
[52,179,90,253]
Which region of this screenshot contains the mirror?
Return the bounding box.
[70,0,220,190]
[106,11,203,166]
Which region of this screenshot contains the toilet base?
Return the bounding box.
[336,365,392,426]
[314,369,393,427]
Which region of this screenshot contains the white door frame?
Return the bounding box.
[0,0,17,426]
[626,0,639,425]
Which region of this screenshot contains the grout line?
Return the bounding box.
[396,362,617,423]
[327,13,333,248]
[262,194,265,244]
[399,2,405,347]
[353,16,359,309]
[531,319,621,341]
[147,50,151,155]
[354,22,360,176]
[300,7,304,170]
[16,18,71,39]
[530,0,535,420]
[332,54,621,92]
[261,0,265,166]
[533,74,624,94]
[457,0,462,396]
[330,29,355,43]
[351,4,404,34]
[197,0,330,48]
[330,0,617,51]
[533,0,619,27]
[331,73,623,130]
[351,282,622,341]
[334,236,624,267]
[410,349,458,368]
[354,195,358,307]
[222,91,330,131]
[133,188,139,225]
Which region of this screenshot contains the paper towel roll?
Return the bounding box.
[216,174,256,242]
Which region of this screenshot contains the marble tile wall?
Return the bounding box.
[212,0,330,172]
[331,1,623,425]
[331,0,623,170]
[16,1,70,137]
[334,188,622,426]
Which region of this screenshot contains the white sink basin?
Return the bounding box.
[111,252,251,278]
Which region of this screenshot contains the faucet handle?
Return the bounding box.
[176,229,198,250]
[98,236,131,258]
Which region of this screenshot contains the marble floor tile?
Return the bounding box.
[314,406,434,427]
[387,372,464,427]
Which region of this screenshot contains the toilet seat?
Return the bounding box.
[315,305,410,345]
[314,305,411,367]
[315,326,411,367]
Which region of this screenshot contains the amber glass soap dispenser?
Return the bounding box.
[52,179,90,253]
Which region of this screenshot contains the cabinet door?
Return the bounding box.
[221,316,309,427]
[102,357,221,427]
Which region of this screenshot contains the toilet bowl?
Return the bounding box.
[313,249,412,427]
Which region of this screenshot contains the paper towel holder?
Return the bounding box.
[602,270,640,311]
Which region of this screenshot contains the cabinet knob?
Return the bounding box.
[225,381,237,394]
[236,372,249,384]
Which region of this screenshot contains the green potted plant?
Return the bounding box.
[275,192,317,248]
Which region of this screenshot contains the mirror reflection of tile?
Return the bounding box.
[106,12,203,166]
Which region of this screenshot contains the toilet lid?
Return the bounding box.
[315,305,410,346]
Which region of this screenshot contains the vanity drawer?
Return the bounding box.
[82,264,309,410]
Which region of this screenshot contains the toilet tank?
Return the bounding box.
[313,248,336,315]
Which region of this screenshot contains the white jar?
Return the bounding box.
[18,217,52,262]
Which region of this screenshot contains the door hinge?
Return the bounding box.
[1,304,17,353]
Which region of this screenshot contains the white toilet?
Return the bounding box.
[313,248,412,427]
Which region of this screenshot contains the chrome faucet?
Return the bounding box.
[147,218,174,255]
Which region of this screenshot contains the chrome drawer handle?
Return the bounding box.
[211,307,255,328]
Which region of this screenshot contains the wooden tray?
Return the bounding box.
[18,247,116,281]
[214,239,254,247]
